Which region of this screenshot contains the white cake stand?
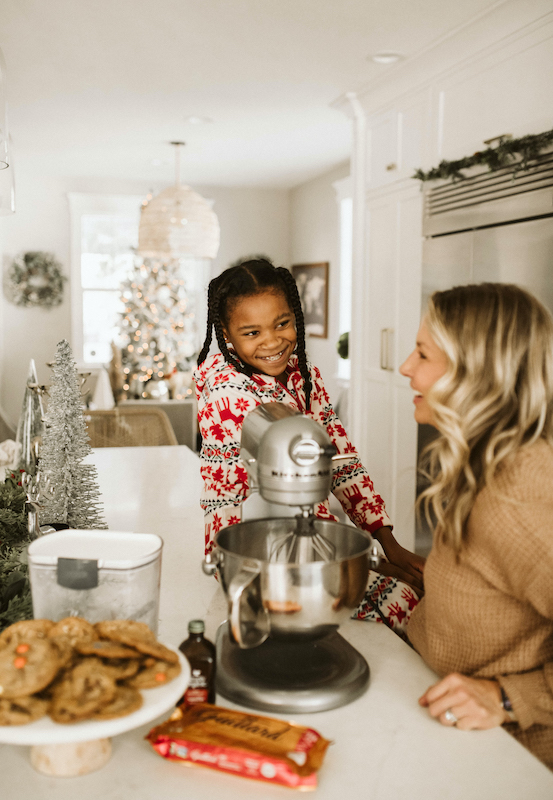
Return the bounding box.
[0,649,190,777]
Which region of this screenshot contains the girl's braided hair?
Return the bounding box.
[197,257,312,408]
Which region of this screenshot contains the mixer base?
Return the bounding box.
[215,623,370,713]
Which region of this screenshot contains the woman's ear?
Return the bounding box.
[222,327,230,343]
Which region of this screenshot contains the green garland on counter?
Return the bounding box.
[413,127,553,183]
[0,471,33,632]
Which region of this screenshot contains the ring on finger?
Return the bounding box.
[443,708,458,725]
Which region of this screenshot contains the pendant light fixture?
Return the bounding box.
[138,141,220,259]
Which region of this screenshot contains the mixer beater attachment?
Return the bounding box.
[268,507,337,564]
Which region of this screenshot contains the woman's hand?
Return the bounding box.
[372,527,426,592]
[419,673,508,730]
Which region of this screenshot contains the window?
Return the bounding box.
[333,178,353,381]
[68,194,143,367]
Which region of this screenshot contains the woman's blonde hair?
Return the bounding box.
[418,282,553,553]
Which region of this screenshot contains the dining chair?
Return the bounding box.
[84,407,178,448]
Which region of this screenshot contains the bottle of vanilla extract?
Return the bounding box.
[178,619,216,706]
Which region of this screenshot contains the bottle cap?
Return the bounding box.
[188,619,205,634]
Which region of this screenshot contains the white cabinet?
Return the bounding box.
[367,90,431,189]
[350,182,422,549]
[367,109,399,187]
[399,90,432,178]
[438,19,553,160]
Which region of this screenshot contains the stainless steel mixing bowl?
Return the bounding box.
[203,517,380,648]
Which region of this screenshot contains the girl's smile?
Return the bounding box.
[223,290,297,379]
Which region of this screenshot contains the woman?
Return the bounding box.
[400,283,553,770]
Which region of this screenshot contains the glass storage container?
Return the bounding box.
[28,530,163,634]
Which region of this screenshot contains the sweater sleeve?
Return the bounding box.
[196,372,259,555]
[499,666,553,731]
[495,530,553,731]
[482,473,553,731]
[307,366,392,534]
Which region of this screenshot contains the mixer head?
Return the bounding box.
[240,403,336,509]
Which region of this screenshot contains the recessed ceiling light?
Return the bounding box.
[184,116,214,124]
[370,52,403,64]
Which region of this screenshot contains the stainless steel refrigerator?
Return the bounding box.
[416,149,553,552]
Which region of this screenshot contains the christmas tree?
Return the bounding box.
[39,339,107,529]
[118,257,198,398]
[15,359,46,475]
[0,472,33,631]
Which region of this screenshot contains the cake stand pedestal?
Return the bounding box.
[0,650,190,777]
[30,737,113,776]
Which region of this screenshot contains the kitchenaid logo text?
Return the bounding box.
[270,470,331,478]
[193,709,289,740]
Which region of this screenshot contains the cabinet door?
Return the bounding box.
[367,110,399,187]
[398,89,432,181]
[350,182,422,549]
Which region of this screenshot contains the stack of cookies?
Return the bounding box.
[0,618,181,726]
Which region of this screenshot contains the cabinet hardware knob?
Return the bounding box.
[380,328,394,371]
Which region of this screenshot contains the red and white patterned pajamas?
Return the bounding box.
[194,353,418,632]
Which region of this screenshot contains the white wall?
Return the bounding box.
[289,161,349,405]
[0,166,290,425]
[0,217,7,429]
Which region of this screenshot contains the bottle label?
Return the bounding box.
[184,687,209,704]
[184,668,209,705]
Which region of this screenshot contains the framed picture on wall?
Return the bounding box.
[291,262,329,338]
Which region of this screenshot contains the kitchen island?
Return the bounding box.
[3,445,553,799]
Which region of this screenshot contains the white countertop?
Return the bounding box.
[4,445,553,799]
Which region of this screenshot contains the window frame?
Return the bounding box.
[332,176,353,382]
[68,193,143,369]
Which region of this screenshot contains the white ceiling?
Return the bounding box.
[1,0,503,189]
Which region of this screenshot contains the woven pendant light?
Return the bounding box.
[138,142,220,259]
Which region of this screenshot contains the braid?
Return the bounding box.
[197,281,217,365]
[276,267,312,409]
[198,258,312,410]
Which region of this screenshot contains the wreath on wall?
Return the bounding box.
[6,251,67,309]
[413,127,553,183]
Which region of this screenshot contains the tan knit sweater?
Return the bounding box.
[408,439,553,770]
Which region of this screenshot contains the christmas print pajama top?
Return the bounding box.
[193,353,418,632]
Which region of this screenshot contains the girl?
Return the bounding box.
[194,258,424,630]
[400,283,553,770]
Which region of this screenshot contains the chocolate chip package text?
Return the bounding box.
[146,702,331,790]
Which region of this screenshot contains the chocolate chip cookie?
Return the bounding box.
[95,620,178,664]
[0,695,50,725]
[49,660,117,724]
[0,639,62,699]
[128,657,182,689]
[90,685,143,720]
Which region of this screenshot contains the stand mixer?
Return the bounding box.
[203,402,380,713]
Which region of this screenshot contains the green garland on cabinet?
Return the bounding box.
[413,127,553,183]
[0,471,33,633]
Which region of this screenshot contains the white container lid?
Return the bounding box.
[28,530,163,570]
